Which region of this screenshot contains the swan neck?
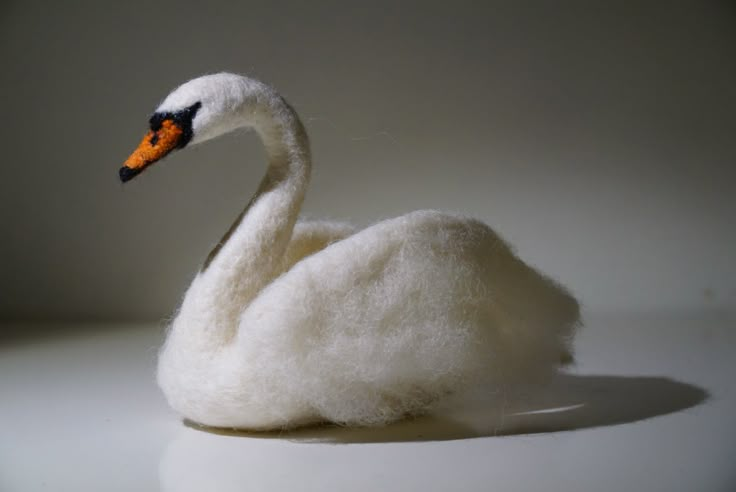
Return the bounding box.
[252,97,311,180]
[172,89,311,350]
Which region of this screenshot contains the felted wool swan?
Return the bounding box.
[120,73,580,430]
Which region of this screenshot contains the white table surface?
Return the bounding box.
[1,313,734,491]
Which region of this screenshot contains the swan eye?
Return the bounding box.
[149,114,165,132]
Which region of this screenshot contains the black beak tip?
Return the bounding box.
[119,166,143,183]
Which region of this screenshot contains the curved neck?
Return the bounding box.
[173,90,311,348]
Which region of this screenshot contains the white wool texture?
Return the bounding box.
[154,73,580,430]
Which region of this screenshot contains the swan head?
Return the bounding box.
[119,73,263,182]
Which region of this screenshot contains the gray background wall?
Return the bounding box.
[1,1,734,322]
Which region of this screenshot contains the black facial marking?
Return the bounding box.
[150,133,159,146]
[148,101,202,149]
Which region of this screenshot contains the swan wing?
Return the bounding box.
[235,210,579,426]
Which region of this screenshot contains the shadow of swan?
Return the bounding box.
[159,374,708,491]
[185,373,708,443]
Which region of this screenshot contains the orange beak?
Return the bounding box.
[119,119,184,182]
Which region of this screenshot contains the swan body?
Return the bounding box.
[120,73,579,430]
